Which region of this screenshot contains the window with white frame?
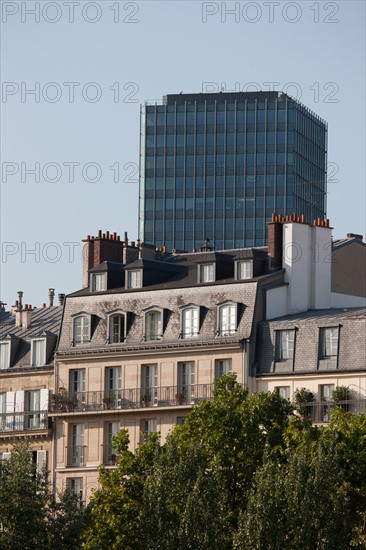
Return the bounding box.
[275,386,291,400]
[0,393,6,430]
[105,421,119,464]
[105,367,121,403]
[218,304,237,336]
[31,338,46,367]
[145,309,162,341]
[70,424,84,467]
[199,263,215,283]
[181,307,200,338]
[141,418,157,438]
[275,330,295,361]
[215,359,232,378]
[108,313,126,343]
[236,260,253,280]
[69,369,86,401]
[92,273,106,292]
[67,478,83,506]
[127,270,142,289]
[73,315,91,345]
[178,362,195,402]
[0,342,10,370]
[319,327,339,358]
[141,364,158,406]
[25,390,41,429]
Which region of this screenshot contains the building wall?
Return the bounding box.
[331,241,366,297]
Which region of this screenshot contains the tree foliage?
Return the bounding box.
[0,441,90,550]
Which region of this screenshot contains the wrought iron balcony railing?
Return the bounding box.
[295,399,366,423]
[50,384,215,413]
[68,445,86,467]
[0,411,49,433]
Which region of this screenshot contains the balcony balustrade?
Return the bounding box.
[51,384,215,413]
[297,399,366,423]
[0,411,49,434]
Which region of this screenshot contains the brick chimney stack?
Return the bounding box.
[82,230,124,288]
[268,214,284,270]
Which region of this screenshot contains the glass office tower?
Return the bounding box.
[139,92,327,251]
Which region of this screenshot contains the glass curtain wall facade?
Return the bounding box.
[139,92,327,251]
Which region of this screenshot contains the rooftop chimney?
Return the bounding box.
[346,233,363,241]
[58,293,65,306]
[17,291,23,310]
[49,288,55,307]
[82,231,124,288]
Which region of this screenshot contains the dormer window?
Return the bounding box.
[199,263,215,283]
[92,273,106,292]
[108,312,126,344]
[181,306,200,338]
[144,308,163,341]
[218,303,237,336]
[31,338,46,367]
[73,315,91,345]
[127,270,142,289]
[0,341,10,370]
[236,260,253,280]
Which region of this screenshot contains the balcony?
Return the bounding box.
[68,445,86,467]
[50,385,215,414]
[297,399,366,423]
[0,411,49,434]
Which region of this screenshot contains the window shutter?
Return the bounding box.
[36,450,47,472]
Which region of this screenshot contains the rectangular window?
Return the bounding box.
[0,393,6,431]
[182,308,199,338]
[320,327,338,358]
[320,384,335,422]
[275,386,291,400]
[70,424,84,467]
[236,260,253,280]
[92,273,106,291]
[73,316,90,345]
[25,390,41,429]
[215,359,232,378]
[199,264,215,283]
[109,314,125,343]
[69,370,86,407]
[178,362,195,403]
[31,339,46,367]
[145,310,162,341]
[141,418,157,439]
[127,270,142,289]
[0,342,10,370]
[67,478,83,506]
[105,421,119,464]
[141,365,158,406]
[104,367,121,406]
[275,330,295,361]
[219,304,236,336]
[176,416,187,426]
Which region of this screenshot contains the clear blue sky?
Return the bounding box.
[1,0,365,308]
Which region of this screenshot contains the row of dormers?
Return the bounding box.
[0,332,56,370]
[87,253,267,293]
[71,302,244,346]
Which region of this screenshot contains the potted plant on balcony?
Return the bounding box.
[175,390,186,405]
[293,388,314,420]
[332,385,350,412]
[103,392,115,409]
[51,387,68,411]
[141,392,151,407]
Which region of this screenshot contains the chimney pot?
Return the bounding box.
[58,293,65,306]
[48,288,55,307]
[42,303,46,308]
[106,231,110,239]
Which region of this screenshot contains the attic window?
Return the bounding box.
[92,273,106,292]
[0,342,10,370]
[127,270,142,289]
[31,338,46,367]
[236,260,253,280]
[199,264,215,283]
[73,315,91,345]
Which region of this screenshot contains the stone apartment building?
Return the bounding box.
[52,217,366,503]
[0,290,63,473]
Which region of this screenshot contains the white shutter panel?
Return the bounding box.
[36,450,47,472]
[15,390,24,430]
[40,389,49,411]
[2,452,11,460]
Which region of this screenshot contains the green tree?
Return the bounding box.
[84,429,161,550]
[0,441,49,549]
[0,441,90,550]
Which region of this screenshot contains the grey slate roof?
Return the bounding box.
[0,306,63,368]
